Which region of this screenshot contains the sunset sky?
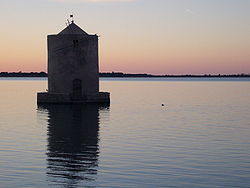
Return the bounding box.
[0,0,249,74]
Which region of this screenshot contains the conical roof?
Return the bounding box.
[58,22,89,35]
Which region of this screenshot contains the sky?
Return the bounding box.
[0,0,249,75]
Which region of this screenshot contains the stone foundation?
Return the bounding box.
[37,92,110,104]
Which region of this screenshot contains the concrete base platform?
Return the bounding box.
[37,92,110,104]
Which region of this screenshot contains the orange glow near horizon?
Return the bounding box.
[0,31,249,74]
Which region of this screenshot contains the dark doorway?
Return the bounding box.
[72,79,82,100]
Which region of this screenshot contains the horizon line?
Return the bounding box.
[1,71,250,77]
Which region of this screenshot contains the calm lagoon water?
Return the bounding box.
[0,78,250,187]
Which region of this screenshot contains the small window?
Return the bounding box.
[73,40,79,48]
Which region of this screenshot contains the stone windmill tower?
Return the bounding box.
[37,17,110,104]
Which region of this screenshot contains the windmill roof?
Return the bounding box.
[58,22,89,35]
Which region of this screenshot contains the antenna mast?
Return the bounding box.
[70,14,74,23]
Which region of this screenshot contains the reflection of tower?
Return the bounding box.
[38,104,109,187]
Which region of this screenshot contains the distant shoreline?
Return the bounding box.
[0,72,249,78]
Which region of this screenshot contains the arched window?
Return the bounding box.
[72,79,82,100]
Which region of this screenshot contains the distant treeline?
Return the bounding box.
[0,71,250,77]
[100,72,250,77]
[0,72,47,77]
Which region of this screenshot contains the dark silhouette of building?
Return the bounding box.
[37,18,110,104]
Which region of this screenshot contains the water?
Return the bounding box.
[0,78,250,187]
